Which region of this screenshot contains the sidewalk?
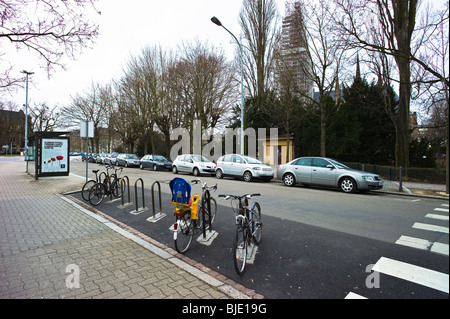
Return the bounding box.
[0,159,259,299]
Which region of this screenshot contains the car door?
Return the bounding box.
[232,155,246,176]
[219,155,233,175]
[177,155,189,172]
[311,158,336,186]
[292,157,312,184]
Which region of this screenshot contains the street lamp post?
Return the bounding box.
[211,16,245,155]
[21,70,34,170]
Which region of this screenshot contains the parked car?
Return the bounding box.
[116,153,141,167]
[82,153,98,163]
[276,156,383,193]
[104,152,119,165]
[172,154,215,176]
[215,154,274,182]
[140,154,172,171]
[96,152,110,164]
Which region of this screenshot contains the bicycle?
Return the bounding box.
[88,164,123,206]
[170,177,217,254]
[81,168,106,201]
[218,193,262,275]
[191,178,217,230]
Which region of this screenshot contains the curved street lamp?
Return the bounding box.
[211,16,245,155]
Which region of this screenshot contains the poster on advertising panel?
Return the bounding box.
[41,139,69,173]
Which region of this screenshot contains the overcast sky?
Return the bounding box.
[9,0,286,109]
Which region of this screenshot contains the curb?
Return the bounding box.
[62,193,264,300]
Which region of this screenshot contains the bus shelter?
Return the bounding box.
[27,131,70,180]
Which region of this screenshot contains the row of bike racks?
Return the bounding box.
[84,175,216,242]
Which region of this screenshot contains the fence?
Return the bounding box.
[343,162,446,184]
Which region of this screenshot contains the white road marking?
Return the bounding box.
[412,222,449,234]
[372,257,449,294]
[434,207,449,213]
[345,292,367,299]
[426,213,449,221]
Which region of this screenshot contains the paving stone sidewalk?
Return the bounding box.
[0,160,255,299]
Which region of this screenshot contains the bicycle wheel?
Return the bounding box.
[250,202,262,245]
[89,183,106,206]
[112,177,123,198]
[198,197,217,230]
[174,211,194,253]
[81,179,96,201]
[233,222,247,275]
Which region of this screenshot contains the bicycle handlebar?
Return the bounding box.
[191,179,217,192]
[218,193,260,200]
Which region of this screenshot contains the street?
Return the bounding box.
[70,160,449,299]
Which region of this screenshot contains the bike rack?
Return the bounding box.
[130,178,148,215]
[196,189,217,244]
[146,181,166,223]
[118,176,133,209]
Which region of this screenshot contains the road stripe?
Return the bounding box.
[426,213,449,221]
[372,257,449,293]
[345,292,367,299]
[441,204,449,207]
[396,236,431,250]
[431,242,449,256]
[412,222,449,234]
[434,207,449,213]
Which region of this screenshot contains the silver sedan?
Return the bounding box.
[276,157,383,193]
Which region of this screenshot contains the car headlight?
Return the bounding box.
[362,175,375,181]
[252,167,261,170]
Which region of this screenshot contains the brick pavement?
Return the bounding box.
[0,159,260,299]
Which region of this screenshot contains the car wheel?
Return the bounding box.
[153,164,158,171]
[193,167,200,176]
[243,171,252,182]
[172,166,178,174]
[125,161,128,168]
[215,169,223,179]
[140,163,144,170]
[340,177,356,193]
[283,173,296,187]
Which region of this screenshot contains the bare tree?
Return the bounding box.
[0,0,100,92]
[29,102,61,132]
[179,40,237,139]
[60,82,106,153]
[239,0,280,98]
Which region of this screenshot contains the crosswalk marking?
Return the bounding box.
[396,235,449,255]
[345,292,367,299]
[396,235,431,250]
[426,213,449,221]
[434,207,449,213]
[372,257,449,294]
[412,222,449,234]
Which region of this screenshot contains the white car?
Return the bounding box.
[172,154,215,176]
[215,154,274,182]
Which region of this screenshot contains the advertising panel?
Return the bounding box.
[41,138,69,173]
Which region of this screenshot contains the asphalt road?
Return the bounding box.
[70,160,449,299]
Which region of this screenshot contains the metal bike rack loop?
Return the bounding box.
[130,178,148,215]
[118,176,133,208]
[146,181,166,223]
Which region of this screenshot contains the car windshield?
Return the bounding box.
[128,154,139,159]
[191,155,210,162]
[242,155,262,164]
[328,159,349,169]
[154,155,168,161]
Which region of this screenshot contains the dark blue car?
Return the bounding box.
[140,154,172,171]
